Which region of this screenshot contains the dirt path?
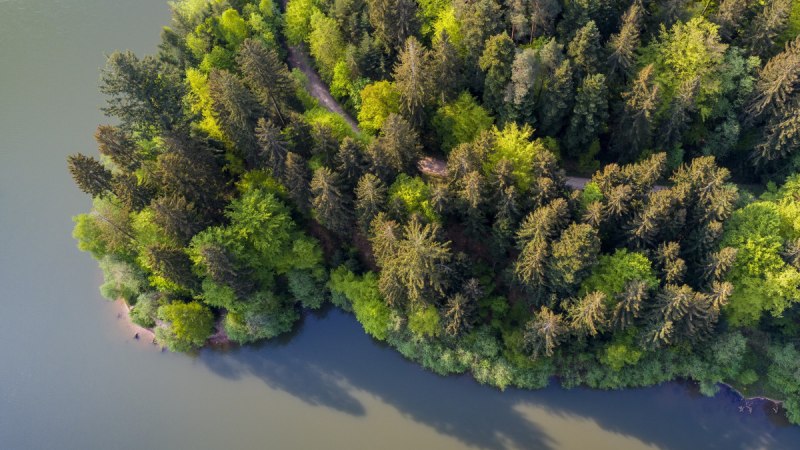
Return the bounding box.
[275,11,654,190]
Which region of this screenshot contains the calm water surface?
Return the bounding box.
[1,1,800,449]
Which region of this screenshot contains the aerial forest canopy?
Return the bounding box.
[69,0,800,422]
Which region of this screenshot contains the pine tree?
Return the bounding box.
[565,73,608,157]
[568,291,607,337]
[197,243,255,298]
[744,0,791,59]
[612,64,660,162]
[754,105,800,166]
[527,0,561,40]
[538,59,574,136]
[606,0,643,84]
[283,152,311,211]
[479,33,516,114]
[713,0,749,40]
[355,173,387,231]
[655,242,687,285]
[336,137,366,189]
[67,153,113,198]
[704,247,738,284]
[524,306,566,359]
[208,69,262,160]
[393,37,432,127]
[612,280,649,331]
[112,172,153,211]
[746,36,800,123]
[145,244,199,292]
[311,125,340,167]
[151,195,204,245]
[95,125,138,171]
[430,30,463,104]
[547,223,600,296]
[657,77,699,151]
[366,0,419,51]
[254,118,289,174]
[237,38,295,125]
[310,167,352,235]
[369,113,421,174]
[443,293,475,337]
[100,51,184,136]
[567,20,602,76]
[373,217,452,306]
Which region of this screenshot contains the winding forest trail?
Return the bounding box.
[281,28,657,188]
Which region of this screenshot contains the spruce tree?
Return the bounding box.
[393,37,432,128]
[567,20,602,76]
[67,153,113,198]
[283,152,311,212]
[565,73,609,157]
[355,173,387,231]
[237,38,294,125]
[311,167,352,234]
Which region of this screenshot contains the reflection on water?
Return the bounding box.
[195,308,800,450]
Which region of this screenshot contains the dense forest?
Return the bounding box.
[68,0,800,422]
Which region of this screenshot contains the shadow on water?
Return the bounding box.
[197,308,800,450]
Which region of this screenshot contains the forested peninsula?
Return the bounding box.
[68,0,800,422]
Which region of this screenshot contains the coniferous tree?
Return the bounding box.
[547,223,600,296]
[655,242,687,285]
[112,172,153,211]
[454,0,504,81]
[713,0,749,40]
[145,244,199,292]
[254,118,289,175]
[565,73,608,157]
[237,38,294,125]
[366,0,419,51]
[311,167,352,235]
[393,37,432,127]
[95,125,139,171]
[67,153,113,198]
[744,0,791,59]
[657,77,699,152]
[479,33,516,114]
[283,152,311,211]
[336,137,366,189]
[524,306,566,359]
[355,173,387,231]
[538,60,574,136]
[746,36,800,123]
[612,280,649,331]
[567,20,602,77]
[372,216,452,306]
[100,51,184,135]
[430,31,463,104]
[208,69,262,160]
[368,113,421,174]
[606,0,643,84]
[443,292,475,337]
[612,64,660,162]
[311,126,340,167]
[151,195,205,245]
[197,243,255,298]
[568,291,607,337]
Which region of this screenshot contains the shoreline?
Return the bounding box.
[112,299,230,349]
[111,299,787,411]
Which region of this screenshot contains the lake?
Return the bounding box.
[1,1,799,449]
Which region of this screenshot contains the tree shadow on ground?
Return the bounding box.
[198,309,800,450]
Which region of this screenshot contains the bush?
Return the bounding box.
[156,301,215,352]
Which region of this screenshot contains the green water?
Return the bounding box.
[1,1,799,448]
